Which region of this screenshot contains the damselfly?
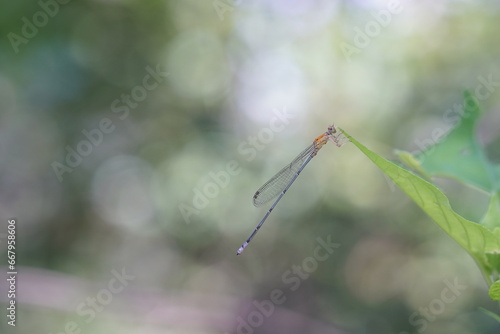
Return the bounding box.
[237,124,346,255]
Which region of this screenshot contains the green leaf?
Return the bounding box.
[489,281,500,300]
[397,91,500,192]
[482,193,500,230]
[394,149,431,180]
[340,128,500,265]
[485,252,500,278]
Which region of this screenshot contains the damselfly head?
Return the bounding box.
[327,124,336,134]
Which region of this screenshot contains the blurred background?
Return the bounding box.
[1,0,500,333]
